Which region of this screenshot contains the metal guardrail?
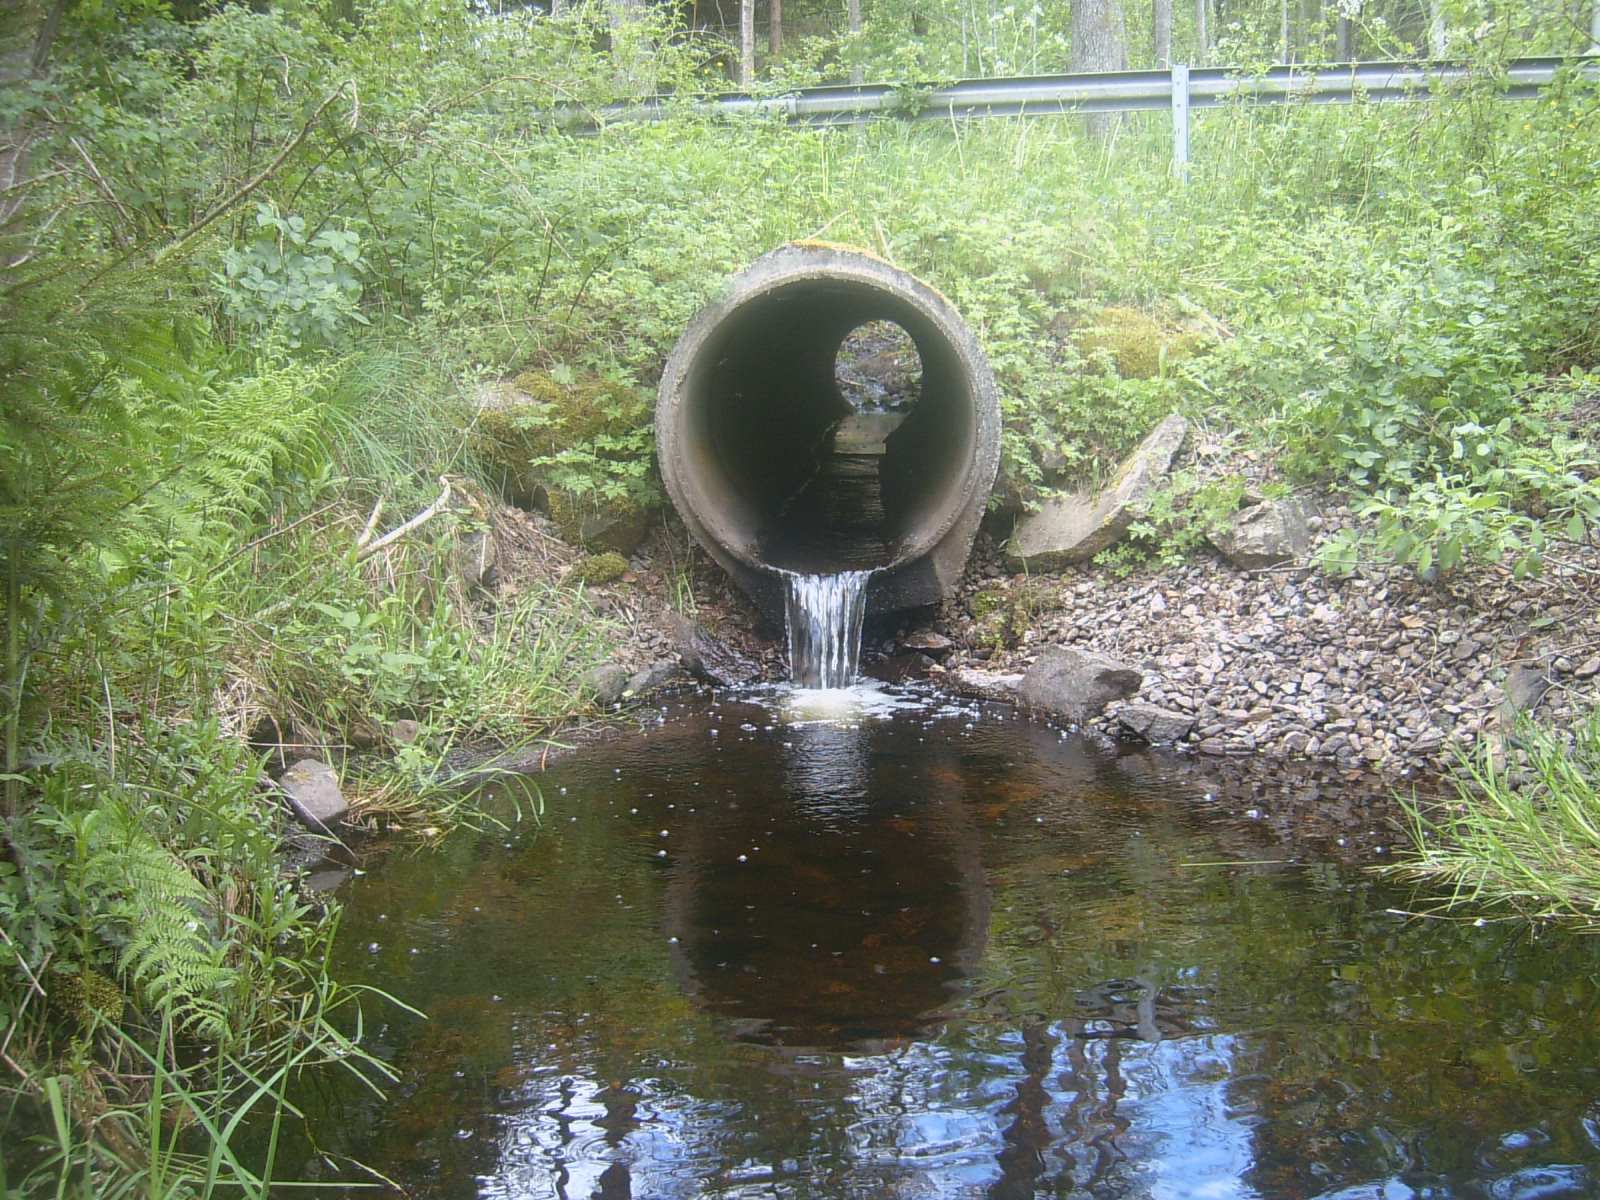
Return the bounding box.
[589,56,1599,168]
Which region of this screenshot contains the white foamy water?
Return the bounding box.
[781,569,872,689]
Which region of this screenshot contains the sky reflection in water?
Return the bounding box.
[282,687,1600,1200]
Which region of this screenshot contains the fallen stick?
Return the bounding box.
[356,477,452,561]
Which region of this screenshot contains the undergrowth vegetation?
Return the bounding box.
[2,0,1598,1190]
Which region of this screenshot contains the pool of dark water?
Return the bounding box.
[283,687,1600,1199]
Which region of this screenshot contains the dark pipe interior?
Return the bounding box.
[682,279,978,575]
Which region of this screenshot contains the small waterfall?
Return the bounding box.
[781,570,873,689]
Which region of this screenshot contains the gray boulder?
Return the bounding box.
[625,661,685,698]
[279,759,348,832]
[1499,664,1552,722]
[1007,414,1189,569]
[1116,702,1195,744]
[581,662,631,706]
[944,667,1025,701]
[661,612,762,686]
[1208,498,1314,570]
[1018,648,1143,724]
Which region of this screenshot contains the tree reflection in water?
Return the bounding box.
[271,690,1600,1200]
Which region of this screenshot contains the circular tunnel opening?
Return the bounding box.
[756,319,924,572]
[657,246,999,588]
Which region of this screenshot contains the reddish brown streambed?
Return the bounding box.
[277,687,1600,1199]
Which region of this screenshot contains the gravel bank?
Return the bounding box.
[923,507,1600,777]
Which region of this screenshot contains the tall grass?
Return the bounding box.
[1391,708,1600,925]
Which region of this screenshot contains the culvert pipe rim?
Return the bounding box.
[656,243,1000,619]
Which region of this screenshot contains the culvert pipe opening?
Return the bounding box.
[657,245,1000,619]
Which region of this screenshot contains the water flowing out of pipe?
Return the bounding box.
[781,570,873,689]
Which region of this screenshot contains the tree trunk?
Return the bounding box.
[608,0,651,91]
[551,0,565,15]
[1153,0,1172,66]
[1590,0,1599,54]
[1193,0,1207,65]
[1071,0,1127,139]
[1426,0,1446,55]
[847,0,863,84]
[29,0,69,76]
[1279,0,1289,62]
[770,0,782,58]
[1298,0,1316,60]
[1335,10,1352,59]
[740,0,755,84]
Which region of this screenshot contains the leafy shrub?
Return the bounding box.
[218,205,368,348]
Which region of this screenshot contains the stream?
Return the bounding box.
[279,686,1600,1199]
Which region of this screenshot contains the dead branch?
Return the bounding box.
[356,477,453,561]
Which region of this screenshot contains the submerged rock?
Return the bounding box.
[1018,648,1143,725]
[1007,414,1189,570]
[900,630,955,655]
[867,652,939,683]
[278,759,348,832]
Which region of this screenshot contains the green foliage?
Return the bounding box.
[218,205,368,348]
[1391,707,1600,926]
[1096,473,1261,574]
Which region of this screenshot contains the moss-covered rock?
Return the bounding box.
[568,550,629,586]
[474,369,652,512]
[1070,306,1214,380]
[547,488,655,555]
[51,966,125,1029]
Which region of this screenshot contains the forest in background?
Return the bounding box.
[2,0,1598,1191]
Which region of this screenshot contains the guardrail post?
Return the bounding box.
[1171,62,1190,177]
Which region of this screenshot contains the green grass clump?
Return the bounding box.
[1391,708,1600,925]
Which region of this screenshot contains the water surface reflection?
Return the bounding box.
[281,688,1600,1199]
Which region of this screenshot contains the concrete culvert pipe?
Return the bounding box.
[656,243,1000,622]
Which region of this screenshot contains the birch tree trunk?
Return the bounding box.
[1153,0,1172,66]
[847,0,863,84]
[1194,0,1208,65]
[1071,0,1127,140]
[1298,0,1316,60]
[740,0,755,85]
[1427,0,1447,55]
[770,0,782,58]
